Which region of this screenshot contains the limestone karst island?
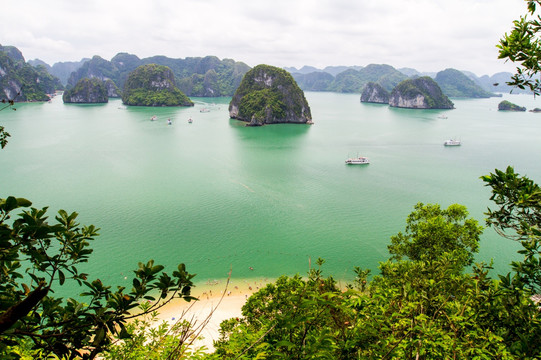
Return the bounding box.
[229,64,312,126]
[122,64,193,107]
[361,76,454,109]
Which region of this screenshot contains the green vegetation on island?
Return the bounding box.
[62,78,109,103]
[498,100,526,111]
[64,54,250,97]
[435,68,496,98]
[122,64,193,107]
[229,64,312,125]
[0,45,62,102]
[389,76,454,109]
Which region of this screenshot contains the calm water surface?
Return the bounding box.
[1,92,540,289]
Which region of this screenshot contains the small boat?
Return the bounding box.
[188,118,193,123]
[437,115,448,119]
[151,115,157,121]
[200,108,210,113]
[345,156,370,165]
[306,120,314,125]
[444,139,461,146]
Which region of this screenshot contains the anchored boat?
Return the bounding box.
[345,156,370,165]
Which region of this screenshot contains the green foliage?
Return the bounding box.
[211,261,356,359]
[359,258,523,359]
[122,64,193,107]
[388,203,483,268]
[0,98,15,148]
[102,305,207,360]
[209,189,541,359]
[482,166,541,293]
[238,89,286,121]
[0,126,10,149]
[497,0,541,95]
[0,196,196,359]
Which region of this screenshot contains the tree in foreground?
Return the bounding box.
[210,259,358,359]
[482,166,541,293]
[387,202,483,268]
[498,0,541,94]
[209,195,541,359]
[0,196,196,359]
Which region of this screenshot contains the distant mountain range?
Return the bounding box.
[286,64,521,97]
[0,43,531,103]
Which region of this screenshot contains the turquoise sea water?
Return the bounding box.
[1,92,540,290]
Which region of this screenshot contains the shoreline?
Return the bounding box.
[151,277,273,352]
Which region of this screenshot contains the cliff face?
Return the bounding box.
[62,78,108,103]
[389,77,454,109]
[66,55,120,97]
[229,64,312,126]
[104,79,120,97]
[360,82,390,104]
[0,45,62,102]
[122,64,193,106]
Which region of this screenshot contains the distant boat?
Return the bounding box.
[437,115,448,119]
[200,108,210,113]
[188,118,193,123]
[306,120,314,125]
[345,156,370,165]
[444,139,461,146]
[151,115,157,121]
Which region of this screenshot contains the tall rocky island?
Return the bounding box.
[229,64,312,126]
[389,77,454,109]
[122,64,193,107]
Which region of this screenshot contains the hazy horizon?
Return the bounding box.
[1,0,528,78]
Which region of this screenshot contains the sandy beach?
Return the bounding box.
[152,277,271,352]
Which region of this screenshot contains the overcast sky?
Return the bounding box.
[0,0,529,76]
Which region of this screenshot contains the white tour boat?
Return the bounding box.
[345,156,370,165]
[444,139,461,146]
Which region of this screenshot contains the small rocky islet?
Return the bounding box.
[498,100,526,111]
